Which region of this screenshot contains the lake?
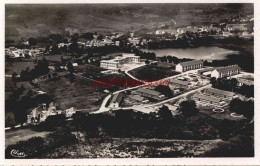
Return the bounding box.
[141,46,239,61]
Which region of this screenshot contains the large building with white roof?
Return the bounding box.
[100,53,140,70]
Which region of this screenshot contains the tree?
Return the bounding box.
[229,98,243,114]
[157,105,173,120]
[242,100,254,120]
[11,72,17,82]
[179,100,198,117]
[45,127,77,149]
[67,62,74,74]
[97,35,104,41]
[210,77,216,86]
[28,37,37,46]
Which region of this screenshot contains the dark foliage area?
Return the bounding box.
[5,90,53,127]
[18,58,50,81]
[5,127,77,159]
[31,104,251,142]
[229,98,254,120]
[210,77,254,98]
[204,130,254,157]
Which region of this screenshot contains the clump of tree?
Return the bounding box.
[229,98,254,120]
[210,77,254,98]
[19,58,50,81]
[179,99,199,117]
[6,85,53,127]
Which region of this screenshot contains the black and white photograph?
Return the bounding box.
[3,1,257,163]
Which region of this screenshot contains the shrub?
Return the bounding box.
[5,137,44,159]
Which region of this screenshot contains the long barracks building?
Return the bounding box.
[175,60,204,72]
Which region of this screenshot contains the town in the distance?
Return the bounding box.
[5,4,254,158]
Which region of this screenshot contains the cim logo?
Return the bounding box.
[10,149,27,158]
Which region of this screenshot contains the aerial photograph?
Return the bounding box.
[5,3,254,158]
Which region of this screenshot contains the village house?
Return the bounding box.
[136,88,165,101]
[226,24,247,32]
[115,41,120,46]
[27,102,62,124]
[58,43,71,48]
[222,31,234,37]
[169,78,189,89]
[175,60,204,72]
[11,49,26,58]
[128,37,140,45]
[204,88,235,99]
[109,92,124,108]
[192,93,223,106]
[199,26,221,33]
[129,94,145,103]
[237,78,254,86]
[65,107,76,118]
[155,29,177,35]
[32,72,58,84]
[210,65,240,79]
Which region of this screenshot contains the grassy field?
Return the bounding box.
[42,137,222,158]
[35,76,106,111]
[43,54,72,62]
[129,65,180,81]
[199,107,247,121]
[5,128,50,148]
[5,61,36,75]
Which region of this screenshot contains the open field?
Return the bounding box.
[5,128,50,148]
[35,76,107,111]
[199,107,247,121]
[43,54,72,62]
[5,61,35,75]
[129,65,180,81]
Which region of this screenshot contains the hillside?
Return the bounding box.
[5,4,253,40]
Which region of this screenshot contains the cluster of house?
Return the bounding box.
[58,33,123,48]
[5,47,45,58]
[100,53,140,70]
[155,23,252,38]
[192,88,235,107]
[27,102,77,125]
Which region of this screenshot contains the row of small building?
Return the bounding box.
[155,24,251,37]
[192,88,235,107]
[5,47,45,58]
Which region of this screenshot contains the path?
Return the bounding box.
[124,63,146,81]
